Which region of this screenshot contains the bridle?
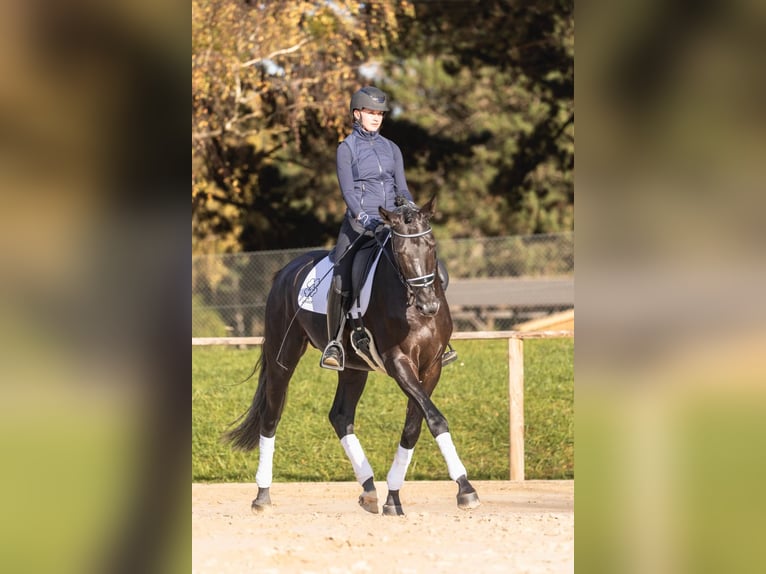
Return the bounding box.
[372,223,438,311]
[390,227,436,289]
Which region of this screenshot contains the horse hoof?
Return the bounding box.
[358,492,379,514]
[251,499,273,514]
[251,488,273,514]
[382,504,405,516]
[457,491,481,510]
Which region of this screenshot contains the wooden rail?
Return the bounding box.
[192,329,574,481]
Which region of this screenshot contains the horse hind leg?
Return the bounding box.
[243,434,274,513]
[329,369,379,514]
[382,444,413,516]
[340,434,378,514]
[357,477,379,514]
[224,330,307,514]
[250,337,308,514]
[382,400,419,516]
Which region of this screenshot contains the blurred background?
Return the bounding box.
[577,0,766,572]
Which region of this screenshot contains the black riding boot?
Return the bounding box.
[320,283,347,371]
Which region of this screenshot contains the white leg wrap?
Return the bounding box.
[436,432,467,481]
[386,445,414,491]
[255,435,275,488]
[340,434,374,485]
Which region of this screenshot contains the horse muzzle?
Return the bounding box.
[416,297,440,317]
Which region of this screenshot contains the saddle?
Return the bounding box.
[334,233,450,305]
[297,245,382,317]
[300,234,453,371]
[343,235,451,370]
[309,235,386,372]
[348,236,382,307]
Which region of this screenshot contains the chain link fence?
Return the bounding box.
[192,232,573,337]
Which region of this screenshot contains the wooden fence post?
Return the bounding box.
[508,336,525,481]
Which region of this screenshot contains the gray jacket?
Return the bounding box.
[336,124,413,232]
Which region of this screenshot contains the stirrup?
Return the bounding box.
[441,343,458,367]
[320,340,345,371]
[350,326,371,353]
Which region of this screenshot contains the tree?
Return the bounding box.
[192,0,411,252]
[191,0,574,251]
[382,0,574,237]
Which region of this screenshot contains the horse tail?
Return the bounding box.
[222,354,269,451]
[222,250,323,452]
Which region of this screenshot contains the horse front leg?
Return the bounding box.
[385,356,480,513]
[436,432,480,510]
[329,370,379,513]
[424,361,480,511]
[382,399,419,516]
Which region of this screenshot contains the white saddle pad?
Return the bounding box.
[297,250,384,316]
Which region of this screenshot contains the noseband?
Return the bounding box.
[390,226,436,292]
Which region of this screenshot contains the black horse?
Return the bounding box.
[224,197,480,515]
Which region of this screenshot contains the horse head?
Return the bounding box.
[379,196,441,317]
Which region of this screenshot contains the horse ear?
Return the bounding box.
[421,195,437,219]
[379,206,403,227]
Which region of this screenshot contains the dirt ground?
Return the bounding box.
[192,480,574,573]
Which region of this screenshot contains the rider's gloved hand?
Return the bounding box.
[358,211,386,235]
[364,218,382,232]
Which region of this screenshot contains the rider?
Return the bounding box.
[319,86,405,370]
[320,86,457,370]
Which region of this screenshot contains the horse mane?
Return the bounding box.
[394,195,419,224]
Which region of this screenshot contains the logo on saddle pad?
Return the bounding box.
[297,249,384,316]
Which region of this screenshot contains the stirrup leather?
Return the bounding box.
[320,340,345,371]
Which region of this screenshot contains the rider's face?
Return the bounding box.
[356,108,385,132]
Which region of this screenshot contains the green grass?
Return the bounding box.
[192,338,573,482]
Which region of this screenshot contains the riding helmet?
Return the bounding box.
[350,86,390,113]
